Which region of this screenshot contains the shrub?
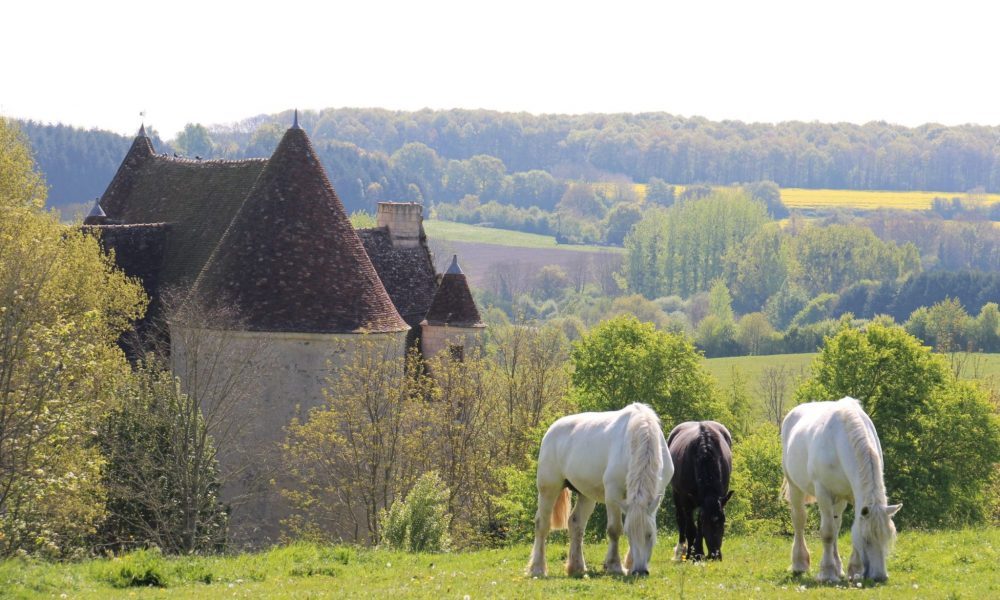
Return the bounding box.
[99,548,169,588]
[380,472,451,552]
[726,426,791,536]
[795,323,1000,528]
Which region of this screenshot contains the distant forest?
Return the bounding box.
[21,108,1000,211]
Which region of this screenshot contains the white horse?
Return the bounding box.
[781,397,901,583]
[527,403,673,577]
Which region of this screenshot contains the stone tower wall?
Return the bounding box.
[170,326,408,546]
[376,202,423,248]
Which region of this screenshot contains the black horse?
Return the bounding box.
[667,421,734,561]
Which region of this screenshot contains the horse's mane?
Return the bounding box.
[694,424,722,493]
[840,398,896,547]
[839,399,886,505]
[625,403,663,507]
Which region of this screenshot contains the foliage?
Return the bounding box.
[726,426,793,535]
[349,210,377,228]
[0,124,147,557]
[98,547,170,588]
[570,315,723,424]
[95,359,229,554]
[624,190,769,298]
[794,323,1000,527]
[1,118,47,208]
[281,341,428,544]
[379,471,451,553]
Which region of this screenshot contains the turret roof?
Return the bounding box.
[423,255,484,327]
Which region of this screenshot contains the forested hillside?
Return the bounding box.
[22,109,1000,210]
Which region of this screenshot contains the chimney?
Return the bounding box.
[376,202,424,248]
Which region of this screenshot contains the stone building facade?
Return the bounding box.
[85,119,483,543]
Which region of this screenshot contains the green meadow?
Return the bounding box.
[424,219,622,253]
[2,529,996,599]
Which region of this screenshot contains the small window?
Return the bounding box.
[448,344,464,361]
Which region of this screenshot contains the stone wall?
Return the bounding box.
[376,202,423,248]
[170,326,408,546]
[421,323,485,360]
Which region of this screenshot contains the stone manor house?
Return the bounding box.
[84,116,485,543]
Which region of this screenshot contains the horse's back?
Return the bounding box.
[782,397,870,500]
[668,420,733,494]
[538,404,666,503]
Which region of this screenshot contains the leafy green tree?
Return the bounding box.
[96,360,229,553]
[624,189,769,298]
[0,120,147,556]
[570,315,722,425]
[644,177,675,207]
[1,119,46,208]
[390,142,442,202]
[971,302,1000,352]
[795,323,1000,527]
[557,182,605,221]
[173,123,216,158]
[602,203,642,245]
[742,180,788,218]
[725,224,790,313]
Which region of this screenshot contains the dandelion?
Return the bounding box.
[386,562,392,568]
[463,595,471,600]
[913,584,919,589]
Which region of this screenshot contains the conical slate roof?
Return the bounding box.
[192,126,408,334]
[423,255,484,327]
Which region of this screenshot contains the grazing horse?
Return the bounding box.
[781,397,901,582]
[527,403,673,577]
[667,421,734,561]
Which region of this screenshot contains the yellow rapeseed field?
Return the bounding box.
[591,182,1000,212]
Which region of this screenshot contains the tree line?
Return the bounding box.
[21,108,1000,210]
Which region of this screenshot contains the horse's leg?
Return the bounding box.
[830,498,848,579]
[814,485,842,583]
[672,492,687,561]
[527,485,560,577]
[684,505,700,560]
[787,482,810,575]
[604,500,626,575]
[566,494,596,577]
[846,502,864,581]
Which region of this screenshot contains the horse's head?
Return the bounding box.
[700,490,734,560]
[850,502,901,582]
[623,494,663,576]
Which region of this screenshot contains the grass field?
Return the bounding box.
[424,220,622,253]
[703,352,1000,397]
[2,529,996,599]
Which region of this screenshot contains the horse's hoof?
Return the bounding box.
[630,568,649,577]
[604,563,625,576]
[816,571,842,584]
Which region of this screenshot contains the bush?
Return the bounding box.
[99,548,169,588]
[379,472,451,552]
[795,323,1000,528]
[726,426,792,535]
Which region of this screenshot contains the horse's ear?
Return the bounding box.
[722,490,734,507]
[886,503,902,517]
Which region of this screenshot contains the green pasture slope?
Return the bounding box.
[424,220,623,253]
[2,529,997,599]
[704,352,1000,396]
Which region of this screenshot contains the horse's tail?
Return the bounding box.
[550,487,571,530]
[626,404,664,507]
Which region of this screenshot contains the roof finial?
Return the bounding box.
[446,254,464,275]
[292,109,300,129]
[87,197,106,218]
[138,123,147,138]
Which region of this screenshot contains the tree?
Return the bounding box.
[742,180,788,218]
[644,177,675,207]
[1,118,46,208]
[557,183,605,221]
[570,315,722,425]
[603,203,642,245]
[0,120,147,556]
[795,323,1000,527]
[281,341,427,544]
[173,123,216,158]
[96,359,228,553]
[757,365,792,428]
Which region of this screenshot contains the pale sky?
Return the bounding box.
[3,0,998,140]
